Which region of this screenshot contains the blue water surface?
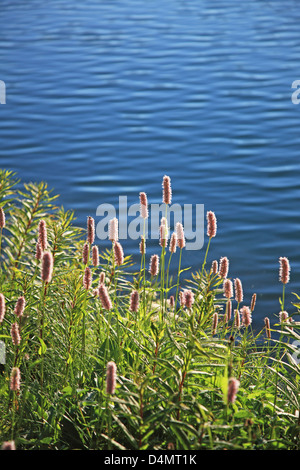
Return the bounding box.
[1,0,300,327]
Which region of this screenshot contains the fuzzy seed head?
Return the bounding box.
[109,218,119,243]
[114,241,124,266]
[14,296,26,318]
[227,377,240,404]
[0,207,6,229]
[279,311,289,323]
[162,175,172,205]
[169,232,177,254]
[223,279,233,299]
[184,290,195,309]
[212,312,218,335]
[87,216,95,245]
[82,242,89,265]
[225,300,232,322]
[159,217,169,248]
[92,245,99,267]
[149,254,159,277]
[1,441,16,450]
[0,293,5,323]
[207,211,217,238]
[264,317,271,339]
[129,290,140,313]
[139,192,149,219]
[10,367,21,392]
[83,266,92,290]
[139,236,146,255]
[106,361,117,395]
[99,272,106,285]
[35,242,43,261]
[250,293,257,312]
[38,219,48,251]
[240,306,252,327]
[11,322,21,346]
[234,309,241,329]
[211,260,218,275]
[218,257,229,279]
[98,284,113,310]
[279,257,290,284]
[41,251,53,284]
[176,222,185,249]
[234,278,243,303]
[179,291,186,307]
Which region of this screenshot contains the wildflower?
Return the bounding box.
[227,377,240,404]
[99,272,106,285]
[218,257,229,279]
[159,217,168,248]
[83,266,92,290]
[162,175,172,205]
[14,296,26,318]
[98,283,113,310]
[225,300,232,322]
[279,311,289,323]
[129,290,139,313]
[1,441,16,450]
[109,218,118,243]
[223,279,233,299]
[211,260,218,275]
[176,222,185,249]
[113,241,124,266]
[234,309,241,329]
[234,278,243,303]
[169,295,175,309]
[35,241,43,261]
[250,293,257,312]
[139,236,146,255]
[41,251,53,284]
[106,361,117,395]
[264,317,271,339]
[0,207,5,229]
[212,312,218,335]
[149,254,159,276]
[38,219,48,251]
[10,367,21,391]
[179,291,186,307]
[92,245,99,267]
[240,306,252,327]
[184,290,195,308]
[169,232,177,254]
[207,211,217,238]
[139,192,148,219]
[11,322,21,346]
[87,216,95,245]
[279,257,290,284]
[82,242,89,265]
[0,293,5,323]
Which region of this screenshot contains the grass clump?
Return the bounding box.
[0,169,299,450]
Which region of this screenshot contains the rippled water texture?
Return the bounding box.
[1,0,300,326]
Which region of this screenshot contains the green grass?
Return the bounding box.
[0,169,299,450]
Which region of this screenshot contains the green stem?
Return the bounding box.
[174,248,183,318]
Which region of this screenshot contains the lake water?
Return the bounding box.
[1,0,300,328]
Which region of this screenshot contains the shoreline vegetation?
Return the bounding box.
[0,169,299,450]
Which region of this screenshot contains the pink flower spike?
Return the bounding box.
[87,216,95,245]
[162,175,172,205]
[207,211,217,238]
[139,192,149,219]
[279,257,290,285]
[106,361,117,395]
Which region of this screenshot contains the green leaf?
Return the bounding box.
[38,338,47,355]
